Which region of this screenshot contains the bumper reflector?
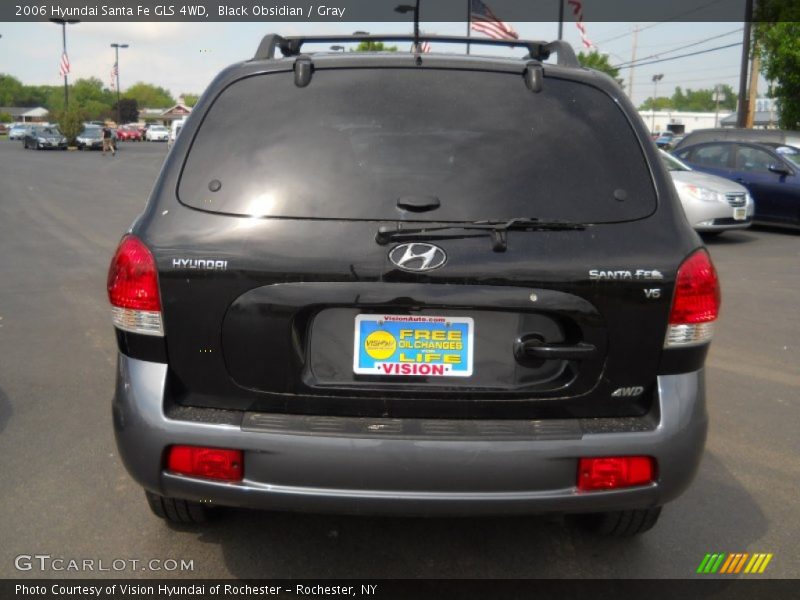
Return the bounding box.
[111,306,164,336]
[577,456,655,491]
[167,445,244,482]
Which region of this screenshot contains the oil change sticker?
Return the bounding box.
[353,315,474,377]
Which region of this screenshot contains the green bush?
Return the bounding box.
[55,108,85,145]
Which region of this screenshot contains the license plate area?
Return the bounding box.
[734,207,747,220]
[353,314,474,377]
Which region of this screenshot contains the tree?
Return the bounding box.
[113,98,139,123]
[0,112,13,123]
[577,51,624,89]
[123,82,175,108]
[353,41,397,52]
[181,93,200,107]
[55,108,85,145]
[639,96,674,111]
[638,85,738,112]
[755,4,800,129]
[0,74,25,106]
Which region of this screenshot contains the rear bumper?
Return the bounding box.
[113,354,707,516]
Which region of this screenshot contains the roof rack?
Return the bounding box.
[253,34,579,68]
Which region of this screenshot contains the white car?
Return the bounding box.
[661,150,754,235]
[167,118,185,149]
[8,124,31,140]
[146,125,169,142]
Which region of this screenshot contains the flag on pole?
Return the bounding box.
[469,0,518,41]
[568,0,594,49]
[59,52,70,78]
[411,40,432,53]
[110,62,118,90]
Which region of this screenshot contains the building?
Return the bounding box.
[0,106,49,123]
[638,110,733,135]
[720,98,780,129]
[138,103,192,126]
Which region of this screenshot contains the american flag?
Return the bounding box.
[568,0,595,49]
[470,0,518,41]
[411,40,432,53]
[110,62,118,90]
[58,52,70,78]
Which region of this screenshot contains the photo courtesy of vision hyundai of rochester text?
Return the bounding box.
[108,33,719,536]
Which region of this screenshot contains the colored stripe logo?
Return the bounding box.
[697,553,773,574]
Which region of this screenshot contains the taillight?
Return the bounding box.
[167,445,244,482]
[577,456,656,491]
[107,235,164,336]
[665,249,720,347]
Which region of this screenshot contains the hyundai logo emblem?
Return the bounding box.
[389,243,447,272]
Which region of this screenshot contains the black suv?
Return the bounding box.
[109,34,718,536]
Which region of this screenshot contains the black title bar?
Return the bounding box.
[4,0,752,23]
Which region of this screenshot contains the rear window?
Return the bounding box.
[179,68,656,223]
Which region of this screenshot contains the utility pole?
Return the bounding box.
[558,0,564,40]
[746,44,760,128]
[111,43,129,125]
[736,0,754,128]
[628,24,638,102]
[714,84,724,128]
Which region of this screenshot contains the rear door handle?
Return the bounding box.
[516,339,597,360]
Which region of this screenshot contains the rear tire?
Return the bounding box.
[144,490,211,524]
[570,506,662,537]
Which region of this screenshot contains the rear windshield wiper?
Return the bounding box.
[375,218,589,252]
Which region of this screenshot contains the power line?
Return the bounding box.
[615,42,742,70]
[594,0,730,47]
[631,75,740,87]
[613,28,742,68]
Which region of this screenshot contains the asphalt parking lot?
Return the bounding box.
[0,139,797,579]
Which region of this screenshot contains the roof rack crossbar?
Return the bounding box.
[253,34,580,67]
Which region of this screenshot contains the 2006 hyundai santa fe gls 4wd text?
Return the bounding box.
[108,34,720,536]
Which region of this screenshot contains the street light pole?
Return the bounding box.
[111,43,129,125]
[50,18,79,110]
[651,73,664,133]
[394,0,420,51]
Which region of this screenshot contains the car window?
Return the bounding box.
[691,144,731,168]
[735,145,776,173]
[179,69,657,224]
[774,145,800,169]
[660,151,691,172]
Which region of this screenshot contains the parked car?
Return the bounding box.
[8,123,32,140]
[23,125,67,150]
[117,125,143,141]
[0,123,8,136]
[654,132,675,149]
[167,118,186,149]
[673,140,800,228]
[145,125,169,141]
[660,150,753,234]
[109,33,718,535]
[674,128,800,152]
[76,126,104,150]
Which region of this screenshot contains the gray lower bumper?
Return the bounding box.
[113,354,707,515]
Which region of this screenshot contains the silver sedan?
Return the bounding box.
[661,150,754,234]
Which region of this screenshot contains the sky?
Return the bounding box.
[0,21,762,108]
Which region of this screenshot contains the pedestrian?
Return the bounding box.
[102,124,116,157]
